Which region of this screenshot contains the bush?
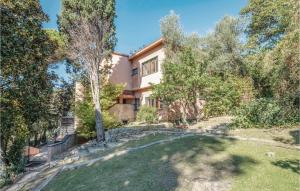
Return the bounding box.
[75,83,123,139]
[102,111,122,129]
[204,76,254,117]
[75,99,122,138]
[231,98,299,128]
[136,106,158,124]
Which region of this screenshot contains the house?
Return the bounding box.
[75,38,166,124]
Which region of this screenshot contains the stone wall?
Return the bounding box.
[105,123,176,142]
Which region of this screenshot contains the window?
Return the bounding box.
[142,56,158,76]
[132,68,138,76]
[134,98,140,111]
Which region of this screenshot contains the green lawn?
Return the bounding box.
[228,127,300,145]
[44,135,299,191]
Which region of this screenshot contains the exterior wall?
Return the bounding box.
[131,44,165,89]
[108,104,135,122]
[74,82,84,130]
[140,90,152,105]
[109,54,132,90]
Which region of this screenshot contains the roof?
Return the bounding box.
[129,38,164,60]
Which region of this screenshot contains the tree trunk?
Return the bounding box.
[42,129,46,143]
[95,100,105,142]
[34,133,38,146]
[90,68,105,142]
[180,101,188,125]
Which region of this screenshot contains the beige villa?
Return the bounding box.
[75,38,167,124]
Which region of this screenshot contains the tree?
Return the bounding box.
[59,0,117,142]
[153,11,208,123]
[241,0,296,49]
[241,0,299,110]
[203,16,246,77]
[45,29,67,64]
[160,10,185,57]
[0,0,57,181]
[154,12,255,123]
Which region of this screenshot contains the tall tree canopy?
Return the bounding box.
[0,0,57,180]
[203,16,246,77]
[59,0,117,142]
[241,0,297,49]
[153,12,210,123]
[241,0,299,106]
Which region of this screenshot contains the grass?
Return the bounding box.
[228,127,300,145]
[78,133,173,161]
[43,134,299,191]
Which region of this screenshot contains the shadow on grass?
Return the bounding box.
[210,154,257,180]
[272,159,300,174]
[44,136,257,191]
[273,129,300,145]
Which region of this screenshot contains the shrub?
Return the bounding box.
[102,111,122,129]
[136,106,158,124]
[75,83,123,139]
[231,98,299,128]
[204,76,254,117]
[75,99,122,138]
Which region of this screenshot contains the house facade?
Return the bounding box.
[75,38,166,124]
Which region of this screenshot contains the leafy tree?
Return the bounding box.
[0,0,57,181]
[203,16,246,77]
[160,10,185,57]
[241,0,296,49]
[241,0,299,115]
[154,12,252,123]
[45,29,67,63]
[59,0,117,142]
[153,12,209,124]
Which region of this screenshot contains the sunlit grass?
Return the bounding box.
[44,135,299,191]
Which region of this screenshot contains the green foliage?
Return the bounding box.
[101,83,124,110]
[45,29,67,63]
[204,77,254,117]
[136,106,158,124]
[240,0,299,128]
[75,83,123,138]
[154,12,248,123]
[0,0,59,182]
[160,10,184,56]
[156,4,298,129]
[203,16,246,77]
[75,96,95,138]
[59,0,117,61]
[231,98,299,129]
[241,0,297,49]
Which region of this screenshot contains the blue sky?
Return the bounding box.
[41,0,248,54]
